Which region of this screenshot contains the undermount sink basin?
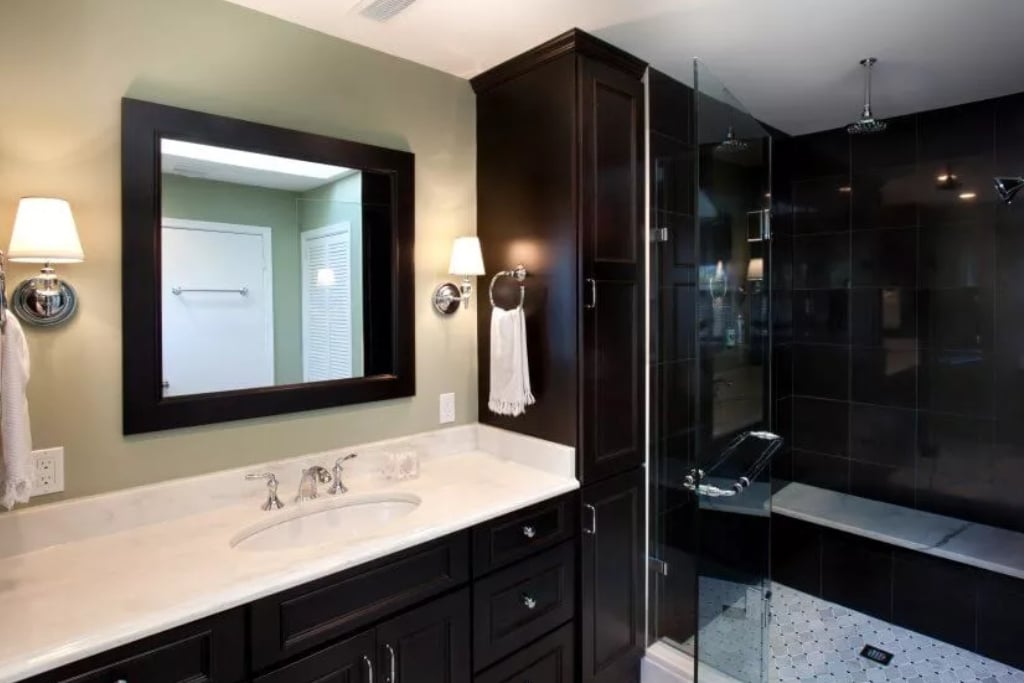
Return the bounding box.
[230,493,421,552]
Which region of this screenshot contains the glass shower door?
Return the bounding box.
[691,59,774,683]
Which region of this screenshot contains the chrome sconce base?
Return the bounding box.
[433,278,473,315]
[10,266,79,327]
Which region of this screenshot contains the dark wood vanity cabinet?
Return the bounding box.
[473,29,647,683]
[24,493,577,683]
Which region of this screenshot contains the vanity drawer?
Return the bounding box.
[474,623,575,683]
[472,541,576,671]
[472,492,578,576]
[25,608,245,683]
[250,531,469,671]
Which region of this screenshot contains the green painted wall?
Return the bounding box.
[160,174,304,384]
[0,0,477,503]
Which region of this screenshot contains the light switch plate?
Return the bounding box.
[439,392,456,424]
[32,447,65,496]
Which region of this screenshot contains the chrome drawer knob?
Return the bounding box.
[522,594,537,610]
[522,525,537,539]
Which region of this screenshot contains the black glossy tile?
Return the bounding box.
[652,210,696,285]
[792,398,848,457]
[851,114,916,169]
[653,282,696,364]
[918,100,994,163]
[994,208,1024,426]
[919,220,995,289]
[651,131,695,216]
[792,290,849,344]
[851,164,918,230]
[771,514,821,596]
[918,287,994,351]
[656,360,695,438]
[918,156,997,228]
[774,345,793,399]
[770,233,793,291]
[995,91,1024,169]
[772,289,794,345]
[791,450,849,492]
[850,403,916,467]
[852,227,916,287]
[850,288,917,347]
[892,550,977,650]
[792,344,848,400]
[792,176,850,234]
[793,232,850,289]
[821,530,893,621]
[976,571,1024,670]
[649,69,693,144]
[851,347,917,408]
[919,349,994,417]
[850,459,915,507]
[787,129,850,179]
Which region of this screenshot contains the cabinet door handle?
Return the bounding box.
[363,654,375,683]
[522,525,537,539]
[385,643,397,683]
[585,278,597,309]
[583,503,597,535]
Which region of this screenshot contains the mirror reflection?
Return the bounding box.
[160,139,368,397]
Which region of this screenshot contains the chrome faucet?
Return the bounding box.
[295,465,333,502]
[245,472,284,511]
[328,454,358,495]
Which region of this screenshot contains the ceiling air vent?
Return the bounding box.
[354,0,417,22]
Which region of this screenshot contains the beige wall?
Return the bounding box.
[0,0,477,502]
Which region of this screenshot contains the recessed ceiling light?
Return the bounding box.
[959,192,977,200]
[161,139,349,179]
[838,186,852,193]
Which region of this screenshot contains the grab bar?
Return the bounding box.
[684,430,783,498]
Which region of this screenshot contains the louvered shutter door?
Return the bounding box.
[302,225,353,381]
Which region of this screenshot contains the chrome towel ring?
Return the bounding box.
[488,264,528,311]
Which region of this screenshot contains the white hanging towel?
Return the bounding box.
[0,315,32,510]
[488,306,535,417]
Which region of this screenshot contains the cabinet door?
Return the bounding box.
[580,469,644,683]
[376,589,470,683]
[578,56,645,484]
[254,631,375,683]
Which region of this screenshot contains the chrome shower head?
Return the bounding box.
[994,176,1024,205]
[716,126,749,154]
[847,57,887,135]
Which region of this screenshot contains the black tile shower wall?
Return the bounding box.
[772,91,1024,534]
[771,516,1024,670]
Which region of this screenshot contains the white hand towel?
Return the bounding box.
[0,316,32,510]
[487,306,535,417]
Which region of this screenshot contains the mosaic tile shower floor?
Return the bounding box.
[686,581,1024,682]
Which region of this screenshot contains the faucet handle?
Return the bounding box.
[329,454,357,495]
[246,473,284,511]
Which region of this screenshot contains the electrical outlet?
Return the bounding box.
[32,447,64,496]
[439,392,456,424]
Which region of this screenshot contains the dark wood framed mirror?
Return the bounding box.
[121,98,414,434]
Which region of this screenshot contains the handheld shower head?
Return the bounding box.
[994,176,1024,205]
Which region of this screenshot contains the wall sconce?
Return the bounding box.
[7,197,84,327]
[433,236,484,315]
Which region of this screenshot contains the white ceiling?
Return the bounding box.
[225,0,1024,135]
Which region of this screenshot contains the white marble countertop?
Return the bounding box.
[774,482,1024,581]
[0,433,577,682]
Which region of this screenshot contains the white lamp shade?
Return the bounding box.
[8,197,85,263]
[747,257,764,281]
[448,236,484,276]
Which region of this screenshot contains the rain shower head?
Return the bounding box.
[847,58,887,135]
[716,126,749,154]
[994,176,1024,204]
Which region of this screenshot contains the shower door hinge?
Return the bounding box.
[650,227,669,243]
[648,557,669,576]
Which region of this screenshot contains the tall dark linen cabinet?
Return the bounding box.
[473,29,647,683]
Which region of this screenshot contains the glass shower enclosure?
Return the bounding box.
[648,59,775,683]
